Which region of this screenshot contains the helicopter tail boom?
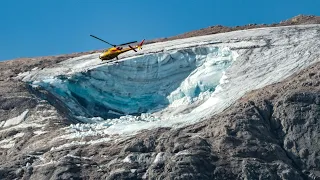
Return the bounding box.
[137,39,145,50]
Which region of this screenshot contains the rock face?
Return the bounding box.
[2,59,319,180]
[0,15,320,180]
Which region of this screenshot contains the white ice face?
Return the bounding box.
[20,24,320,138]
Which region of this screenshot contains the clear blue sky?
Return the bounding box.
[0,0,319,61]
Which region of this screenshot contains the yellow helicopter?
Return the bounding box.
[90,35,145,61]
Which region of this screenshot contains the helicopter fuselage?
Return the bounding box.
[99,46,137,60]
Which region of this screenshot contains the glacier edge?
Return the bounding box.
[19,24,320,138]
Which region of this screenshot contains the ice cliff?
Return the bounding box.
[20,24,320,135]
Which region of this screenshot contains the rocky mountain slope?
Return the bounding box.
[0,15,319,180]
[148,14,320,43]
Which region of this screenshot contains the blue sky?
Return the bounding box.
[0,0,319,61]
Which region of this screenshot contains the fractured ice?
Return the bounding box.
[29,46,235,121]
[20,25,320,136]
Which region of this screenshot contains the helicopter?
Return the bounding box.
[90,34,145,61]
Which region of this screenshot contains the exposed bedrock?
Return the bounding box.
[4,62,317,180]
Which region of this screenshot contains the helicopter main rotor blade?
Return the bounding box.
[118,41,138,46]
[128,45,137,52]
[90,35,116,47]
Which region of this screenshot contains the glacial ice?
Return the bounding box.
[29,46,235,121]
[21,24,320,138]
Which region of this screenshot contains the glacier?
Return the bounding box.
[20,24,320,138]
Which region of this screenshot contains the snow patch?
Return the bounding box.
[2,110,29,128]
[0,141,15,149]
[50,137,111,151]
[123,155,133,163]
[0,132,24,149]
[153,152,166,165]
[33,130,47,135]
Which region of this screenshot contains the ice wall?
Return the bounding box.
[29,46,235,121]
[20,25,320,136]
